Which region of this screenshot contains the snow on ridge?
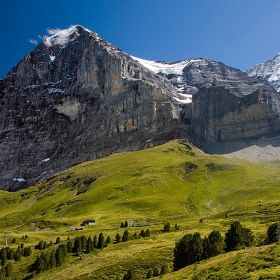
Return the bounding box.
[247,52,280,92]
[131,56,207,76]
[131,56,188,75]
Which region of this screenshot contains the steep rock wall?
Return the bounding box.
[189,87,280,150]
[0,26,187,191]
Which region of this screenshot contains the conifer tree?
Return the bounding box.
[86,237,93,253]
[106,236,111,245]
[5,262,12,277]
[145,229,150,237]
[49,250,56,269]
[93,235,98,248]
[115,233,121,243]
[0,248,7,266]
[207,230,224,257]
[73,237,82,254]
[122,230,129,242]
[266,222,280,244]
[225,221,254,251]
[67,240,73,253]
[56,236,61,244]
[81,235,87,250]
[97,233,104,249]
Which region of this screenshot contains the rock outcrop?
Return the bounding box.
[0,25,187,191]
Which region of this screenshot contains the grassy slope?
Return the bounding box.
[0,140,280,279]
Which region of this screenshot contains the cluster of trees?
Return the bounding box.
[120,221,129,228]
[163,223,180,232]
[173,221,254,270]
[115,229,150,243]
[0,262,12,279]
[34,243,67,273]
[0,245,32,279]
[0,245,32,265]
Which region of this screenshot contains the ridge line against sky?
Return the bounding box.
[1,0,280,78]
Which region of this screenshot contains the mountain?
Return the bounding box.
[247,52,280,92]
[1,25,280,191]
[0,25,187,191]
[133,56,280,152]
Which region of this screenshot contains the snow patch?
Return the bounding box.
[131,56,205,76]
[41,158,50,163]
[49,55,56,62]
[13,178,27,182]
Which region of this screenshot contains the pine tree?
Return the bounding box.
[266,222,280,244]
[106,236,111,245]
[0,248,7,266]
[140,230,145,238]
[124,221,129,227]
[81,235,87,250]
[14,246,22,261]
[225,221,254,252]
[97,233,104,249]
[93,235,98,248]
[5,262,12,277]
[56,236,61,244]
[115,233,121,243]
[86,237,93,253]
[207,230,224,257]
[55,245,65,267]
[164,223,171,232]
[173,233,193,270]
[67,240,73,253]
[73,237,82,254]
[122,230,129,242]
[145,229,150,237]
[49,250,56,269]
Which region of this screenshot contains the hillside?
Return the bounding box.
[0,140,280,279]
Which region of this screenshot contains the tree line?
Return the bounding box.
[173,220,280,271]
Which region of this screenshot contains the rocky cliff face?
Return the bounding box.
[1,25,280,191]
[0,25,187,191]
[188,87,280,152]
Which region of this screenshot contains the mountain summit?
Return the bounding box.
[247,52,280,93]
[1,25,280,190]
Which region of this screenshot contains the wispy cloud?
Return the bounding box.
[44,26,78,47]
[29,39,38,45]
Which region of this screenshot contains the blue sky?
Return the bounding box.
[1,0,280,78]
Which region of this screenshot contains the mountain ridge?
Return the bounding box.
[1,25,280,190]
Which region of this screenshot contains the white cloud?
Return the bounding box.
[29,39,38,45]
[44,25,78,47]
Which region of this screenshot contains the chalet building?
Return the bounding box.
[82,219,96,226]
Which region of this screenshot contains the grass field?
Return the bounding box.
[0,140,280,279]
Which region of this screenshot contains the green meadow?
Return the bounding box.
[1,140,280,279]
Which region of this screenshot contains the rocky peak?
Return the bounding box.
[247,52,280,93]
[0,26,186,191]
